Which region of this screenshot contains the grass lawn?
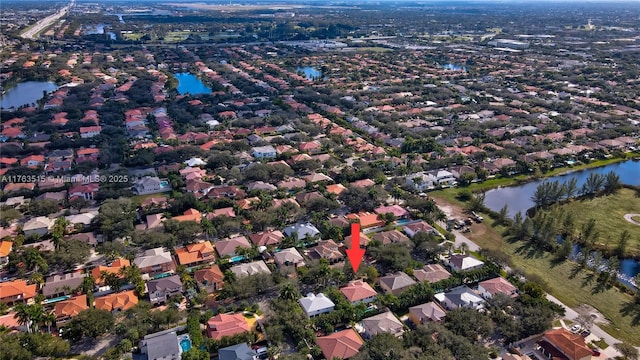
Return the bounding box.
[122,32,144,40]
[131,192,171,206]
[429,193,640,346]
[558,188,640,257]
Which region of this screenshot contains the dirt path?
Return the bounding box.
[623,214,640,226]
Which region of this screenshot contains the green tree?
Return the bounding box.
[615,342,639,360]
[62,308,114,340]
[181,348,209,360]
[51,217,70,250]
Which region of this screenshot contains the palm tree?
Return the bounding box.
[278,282,299,301]
[41,310,56,333]
[390,185,403,205]
[14,303,33,333]
[458,242,469,254]
[51,217,70,250]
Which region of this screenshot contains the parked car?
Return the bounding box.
[570,324,581,333]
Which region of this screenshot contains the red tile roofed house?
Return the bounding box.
[20,154,45,167]
[374,205,409,219]
[80,126,102,139]
[207,207,236,219]
[175,241,216,266]
[326,183,348,196]
[316,328,364,359]
[344,232,370,248]
[339,280,377,304]
[538,328,594,360]
[94,290,138,312]
[91,258,130,285]
[0,157,18,167]
[299,140,322,154]
[403,221,438,238]
[2,117,25,128]
[3,182,36,193]
[68,183,99,201]
[194,265,224,293]
[218,111,237,119]
[172,208,203,223]
[0,240,12,266]
[76,147,100,162]
[350,179,376,188]
[0,279,37,305]
[206,313,251,339]
[0,312,23,333]
[346,212,384,229]
[249,230,284,247]
[477,277,518,299]
[54,295,88,326]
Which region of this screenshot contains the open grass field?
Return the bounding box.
[429,193,640,345]
[559,188,640,257]
[122,32,144,40]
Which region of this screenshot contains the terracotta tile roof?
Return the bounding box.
[541,328,593,360]
[175,241,215,265]
[91,258,130,284]
[248,231,284,247]
[172,208,202,223]
[206,313,251,340]
[94,290,138,311]
[340,280,377,303]
[478,277,518,298]
[326,183,348,195]
[54,295,88,319]
[316,329,364,359]
[0,241,12,257]
[413,264,451,283]
[215,236,251,257]
[0,279,37,303]
[194,265,224,285]
[346,212,384,228]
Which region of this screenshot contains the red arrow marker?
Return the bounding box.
[346,223,365,273]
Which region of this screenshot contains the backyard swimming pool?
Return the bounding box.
[179,335,192,352]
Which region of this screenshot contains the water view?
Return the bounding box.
[484,159,640,218]
[174,73,211,95]
[0,81,58,109]
[296,66,322,80]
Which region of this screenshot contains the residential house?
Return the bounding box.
[447,254,484,272]
[54,295,88,327]
[403,221,438,238]
[132,176,170,195]
[133,247,176,277]
[302,172,333,184]
[68,183,99,201]
[147,275,183,305]
[215,236,251,258]
[538,328,594,360]
[309,240,344,263]
[0,279,37,305]
[273,247,305,267]
[42,272,87,298]
[206,313,251,340]
[230,260,271,278]
[145,213,165,229]
[374,205,409,219]
[435,285,485,310]
[361,311,404,339]
[370,230,410,245]
[409,301,447,325]
[316,329,363,360]
[94,290,139,312]
[194,265,224,293]
[252,145,277,159]
[378,272,417,296]
[218,343,257,360]
[344,232,371,248]
[299,293,335,317]
[346,212,384,229]
[207,207,236,219]
[339,280,377,305]
[91,258,130,286]
[284,222,321,240]
[477,277,518,299]
[0,241,12,267]
[172,208,202,223]
[139,330,182,360]
[413,264,451,283]
[20,154,45,167]
[79,126,102,138]
[65,211,98,229]
[249,230,284,247]
[22,216,54,237]
[175,241,216,266]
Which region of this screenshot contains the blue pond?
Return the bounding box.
[296,66,322,80]
[174,73,211,95]
[1,81,58,109]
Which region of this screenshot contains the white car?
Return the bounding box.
[570,324,581,333]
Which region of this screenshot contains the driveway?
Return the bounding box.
[436,220,481,252]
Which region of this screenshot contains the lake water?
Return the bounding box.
[296,66,322,80]
[174,73,211,95]
[0,81,58,109]
[484,159,640,218]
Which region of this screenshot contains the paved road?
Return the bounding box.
[436,220,481,251]
[21,0,74,40]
